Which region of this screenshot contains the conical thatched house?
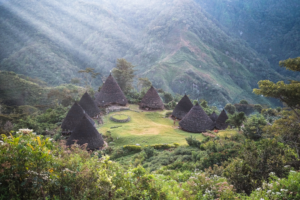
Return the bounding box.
[61,102,95,134]
[95,74,128,107]
[172,94,193,120]
[79,92,101,118]
[66,115,104,150]
[179,103,214,133]
[216,109,229,130]
[139,86,164,110]
[210,111,218,122]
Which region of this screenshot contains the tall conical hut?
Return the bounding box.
[210,111,218,122]
[179,103,214,133]
[79,92,101,118]
[61,102,95,135]
[172,94,193,120]
[66,115,104,150]
[95,74,128,107]
[215,109,229,130]
[139,86,164,110]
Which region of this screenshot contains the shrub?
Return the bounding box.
[242,114,267,140]
[224,139,294,194]
[143,146,155,158]
[240,99,249,104]
[254,104,263,113]
[0,132,168,199]
[226,112,246,131]
[244,171,300,200]
[150,144,175,149]
[225,103,236,115]
[185,135,201,148]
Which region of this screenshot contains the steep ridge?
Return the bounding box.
[0,0,285,106]
[194,0,300,78]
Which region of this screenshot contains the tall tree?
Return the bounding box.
[78,68,101,89]
[112,58,136,94]
[253,57,300,118]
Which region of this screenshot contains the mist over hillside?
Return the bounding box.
[0,0,296,107]
[195,0,300,77]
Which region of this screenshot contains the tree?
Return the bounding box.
[242,114,267,140]
[226,112,246,131]
[225,103,236,115]
[254,104,263,113]
[253,57,300,118]
[78,68,100,89]
[239,99,249,104]
[224,139,293,194]
[112,58,136,94]
[264,110,300,158]
[138,77,152,91]
[163,92,173,103]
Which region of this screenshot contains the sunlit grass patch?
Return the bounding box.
[98,105,204,147]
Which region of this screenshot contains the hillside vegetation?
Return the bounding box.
[195,0,300,78]
[0,0,287,106]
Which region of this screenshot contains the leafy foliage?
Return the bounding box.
[242,114,267,140]
[226,112,246,131]
[224,139,294,194]
[112,58,136,94]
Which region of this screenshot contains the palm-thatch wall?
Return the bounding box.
[172,94,193,120]
[139,86,164,110]
[95,74,128,107]
[66,115,104,150]
[215,109,229,130]
[79,92,101,118]
[179,103,214,133]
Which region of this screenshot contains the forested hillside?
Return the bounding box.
[195,0,300,77]
[0,0,288,106]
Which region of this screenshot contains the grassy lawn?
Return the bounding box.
[97,104,205,147]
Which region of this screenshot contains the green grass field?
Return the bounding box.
[97,105,238,147]
[97,105,205,147]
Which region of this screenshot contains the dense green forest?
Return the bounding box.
[0,0,295,107]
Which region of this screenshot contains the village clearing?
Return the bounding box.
[98,104,236,147]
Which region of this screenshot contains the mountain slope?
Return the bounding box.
[0,0,285,106]
[194,0,300,78]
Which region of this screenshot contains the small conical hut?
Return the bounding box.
[215,109,229,130]
[172,94,193,120]
[66,115,104,150]
[61,102,95,134]
[179,103,214,133]
[210,111,218,122]
[139,86,164,110]
[79,92,101,118]
[95,74,128,107]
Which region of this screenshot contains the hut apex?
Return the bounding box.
[79,92,101,118]
[215,109,229,130]
[95,74,128,107]
[61,102,95,135]
[172,94,193,120]
[210,111,218,122]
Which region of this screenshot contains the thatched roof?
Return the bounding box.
[66,115,104,150]
[95,74,128,107]
[179,103,214,133]
[216,109,229,130]
[172,94,193,120]
[140,86,164,110]
[61,102,95,133]
[210,111,218,122]
[79,92,100,118]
